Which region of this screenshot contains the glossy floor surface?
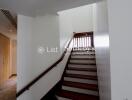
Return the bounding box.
[0,77,16,100]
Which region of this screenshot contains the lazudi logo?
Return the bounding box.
[37,46,58,54]
[38,47,45,54]
[46,47,58,53]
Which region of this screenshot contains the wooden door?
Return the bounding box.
[11,40,17,75]
[0,33,10,86]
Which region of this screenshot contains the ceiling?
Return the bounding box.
[0,0,101,16]
[0,10,17,39]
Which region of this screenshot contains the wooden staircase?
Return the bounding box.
[55,48,99,100]
[40,32,99,100]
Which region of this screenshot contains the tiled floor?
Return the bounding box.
[0,77,16,100]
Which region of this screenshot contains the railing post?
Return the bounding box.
[77,37,78,48]
[91,35,94,47]
[73,32,94,50]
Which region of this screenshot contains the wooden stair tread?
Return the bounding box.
[71,57,96,60]
[67,67,97,72]
[56,90,99,100]
[72,50,95,52]
[72,48,95,51]
[71,56,95,59]
[71,58,95,60]
[63,81,98,91]
[72,54,95,56]
[72,49,95,52]
[65,73,97,80]
[72,52,95,54]
[69,62,96,65]
[68,64,96,68]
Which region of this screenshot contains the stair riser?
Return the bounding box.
[73,50,95,52]
[64,77,98,84]
[62,86,99,96]
[63,81,98,91]
[71,54,95,57]
[66,70,97,76]
[71,58,96,60]
[68,64,96,69]
[72,52,95,55]
[69,63,96,65]
[67,68,97,72]
[65,74,97,80]
[73,48,95,51]
[71,55,95,59]
[70,60,96,64]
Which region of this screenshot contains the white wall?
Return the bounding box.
[93,1,111,100]
[17,15,34,93]
[31,14,60,80]
[58,11,73,52]
[58,5,93,34]
[107,0,132,100]
[70,5,93,33]
[58,4,94,52]
[17,14,73,100]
